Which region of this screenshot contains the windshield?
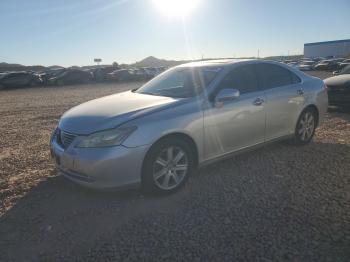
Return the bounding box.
[136,67,221,98]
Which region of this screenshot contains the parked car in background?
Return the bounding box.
[314,60,339,71]
[108,69,131,81]
[91,67,117,82]
[51,59,328,193]
[143,67,164,78]
[49,69,92,86]
[333,64,350,76]
[107,69,143,82]
[36,68,67,84]
[283,60,297,64]
[0,71,41,89]
[298,61,316,71]
[325,73,350,107]
[286,62,299,69]
[133,68,150,80]
[311,57,324,62]
[337,59,350,69]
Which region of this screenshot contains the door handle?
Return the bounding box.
[297,89,304,95]
[253,97,264,106]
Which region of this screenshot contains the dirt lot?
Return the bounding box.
[0,74,350,261]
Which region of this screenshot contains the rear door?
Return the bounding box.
[255,63,304,140]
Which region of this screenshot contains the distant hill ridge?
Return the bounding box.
[1,54,309,72]
[132,56,187,67]
[0,62,48,72]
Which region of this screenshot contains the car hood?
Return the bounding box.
[324,75,350,87]
[59,91,179,135]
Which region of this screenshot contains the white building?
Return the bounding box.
[304,39,350,58]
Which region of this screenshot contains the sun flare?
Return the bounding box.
[152,0,200,17]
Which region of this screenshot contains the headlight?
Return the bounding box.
[76,126,137,148]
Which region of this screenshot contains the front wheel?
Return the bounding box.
[142,138,194,194]
[292,109,317,145]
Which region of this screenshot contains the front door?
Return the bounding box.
[203,64,266,161]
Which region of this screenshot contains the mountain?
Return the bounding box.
[48,65,65,70]
[132,56,188,68]
[0,62,47,72]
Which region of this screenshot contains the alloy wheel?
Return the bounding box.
[152,146,188,190]
[297,111,315,141]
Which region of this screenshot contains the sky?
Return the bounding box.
[0,0,349,66]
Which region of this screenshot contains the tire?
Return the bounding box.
[292,108,317,145]
[142,138,195,195]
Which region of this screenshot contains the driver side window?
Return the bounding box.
[217,65,259,94]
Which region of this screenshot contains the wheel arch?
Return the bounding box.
[141,132,199,173]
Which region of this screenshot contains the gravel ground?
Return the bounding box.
[0,74,349,261]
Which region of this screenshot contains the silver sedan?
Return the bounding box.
[50,59,328,194]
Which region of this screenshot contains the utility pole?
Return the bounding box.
[257,49,260,59]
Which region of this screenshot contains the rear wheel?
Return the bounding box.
[142,138,194,194]
[292,108,317,145]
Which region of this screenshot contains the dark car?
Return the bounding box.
[36,68,67,84]
[333,64,350,76]
[324,73,350,107]
[91,67,116,82]
[49,69,92,85]
[314,60,340,71]
[0,71,41,89]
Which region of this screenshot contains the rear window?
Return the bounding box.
[255,63,301,89]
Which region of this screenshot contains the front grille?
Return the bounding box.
[57,129,76,149]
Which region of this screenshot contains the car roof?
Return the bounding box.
[175,59,307,80]
[177,59,258,68]
[176,59,295,70]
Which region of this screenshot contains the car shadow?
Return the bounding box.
[1,141,349,261]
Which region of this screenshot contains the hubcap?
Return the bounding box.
[153,146,188,190]
[298,112,315,141]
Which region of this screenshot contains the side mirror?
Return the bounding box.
[214,88,240,107]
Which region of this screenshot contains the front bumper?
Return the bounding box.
[50,132,149,190]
